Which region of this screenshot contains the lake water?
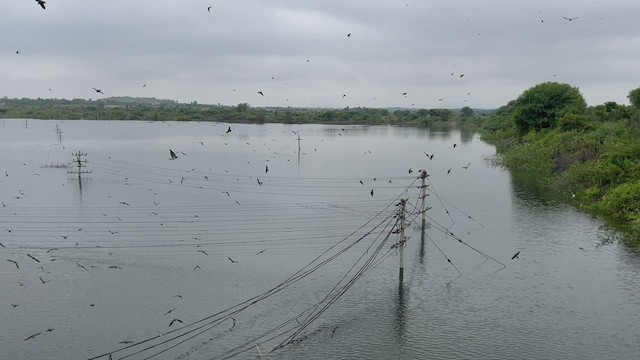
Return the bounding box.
[1,119,639,360]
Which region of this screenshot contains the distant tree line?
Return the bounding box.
[0,96,486,127]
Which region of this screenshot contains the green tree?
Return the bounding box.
[628,87,640,109]
[512,82,586,134]
[236,103,249,113]
[460,106,474,118]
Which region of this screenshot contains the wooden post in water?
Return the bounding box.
[399,199,406,284]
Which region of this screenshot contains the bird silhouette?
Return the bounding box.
[118,340,133,344]
[107,230,118,235]
[347,33,351,37]
[359,180,364,185]
[342,94,346,99]
[408,168,413,174]
[257,91,264,96]
[447,168,451,175]
[462,162,470,169]
[257,178,263,186]
[256,249,267,255]
[24,332,43,341]
[370,189,374,196]
[222,191,230,196]
[39,276,51,284]
[169,318,183,327]
[207,6,212,12]
[27,254,40,263]
[164,307,177,316]
[92,87,105,94]
[226,126,232,133]
[265,165,269,173]
[562,16,579,21]
[197,250,208,256]
[35,0,46,9]
[228,257,238,263]
[511,251,520,259]
[7,259,19,269]
[169,150,178,160]
[459,74,464,78]
[331,326,338,339]
[119,201,130,206]
[108,265,122,269]
[453,144,457,148]
[193,265,201,271]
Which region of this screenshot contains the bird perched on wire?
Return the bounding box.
[169,150,178,160]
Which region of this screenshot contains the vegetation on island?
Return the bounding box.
[3,83,640,242]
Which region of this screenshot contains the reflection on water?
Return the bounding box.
[0,119,639,360]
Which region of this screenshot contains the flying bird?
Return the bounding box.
[164,307,177,316]
[228,257,238,263]
[169,149,178,160]
[197,250,208,256]
[257,91,264,96]
[257,178,263,186]
[511,251,520,259]
[453,143,457,148]
[92,87,105,94]
[562,16,579,21]
[447,168,451,175]
[226,126,232,133]
[459,74,464,78]
[408,168,413,174]
[370,189,374,196]
[347,33,351,37]
[342,94,346,99]
[24,332,43,341]
[35,0,46,9]
[169,318,183,327]
[39,276,51,284]
[7,259,19,269]
[265,165,269,173]
[27,254,40,263]
[207,6,212,12]
[463,162,471,169]
[256,249,267,255]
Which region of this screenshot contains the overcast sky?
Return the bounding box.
[1,0,639,109]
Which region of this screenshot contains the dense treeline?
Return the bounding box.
[0,96,487,127]
[481,82,640,242]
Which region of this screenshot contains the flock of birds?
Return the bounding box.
[21,1,584,105]
[3,2,603,357]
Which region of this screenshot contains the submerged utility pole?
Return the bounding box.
[419,170,429,257]
[398,199,407,285]
[68,151,92,191]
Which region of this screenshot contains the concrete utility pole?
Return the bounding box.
[398,199,407,285]
[67,151,92,191]
[297,133,302,165]
[419,170,429,257]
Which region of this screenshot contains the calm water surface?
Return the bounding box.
[1,119,639,360]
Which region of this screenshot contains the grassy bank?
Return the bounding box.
[480,96,640,243]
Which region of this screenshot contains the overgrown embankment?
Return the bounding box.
[481,82,640,242]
